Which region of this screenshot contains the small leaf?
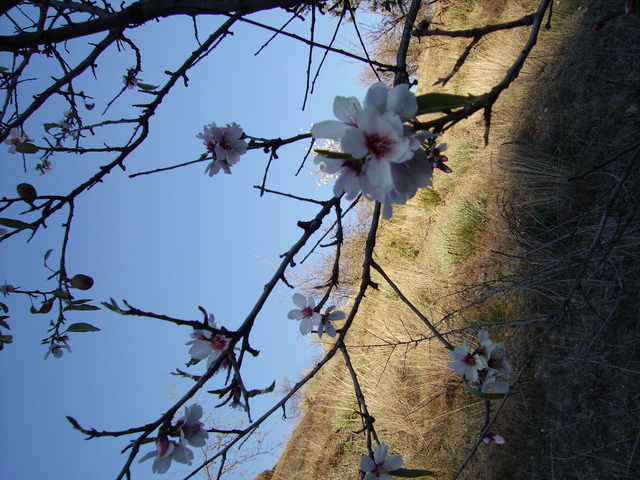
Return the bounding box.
[44,248,54,262]
[0,66,8,72]
[0,318,10,329]
[0,302,8,313]
[393,468,436,478]
[44,123,60,133]
[84,102,95,111]
[37,299,54,314]
[0,218,34,230]
[0,334,13,343]
[15,142,39,154]
[52,289,72,300]
[313,149,352,160]
[415,93,480,115]
[137,83,158,91]
[63,303,100,312]
[65,322,100,333]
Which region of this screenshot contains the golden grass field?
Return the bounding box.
[256,0,640,478]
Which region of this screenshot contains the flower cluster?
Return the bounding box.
[197,122,248,176]
[186,314,230,370]
[287,294,345,337]
[448,330,512,393]
[4,127,28,154]
[139,403,209,474]
[359,444,403,480]
[311,82,442,219]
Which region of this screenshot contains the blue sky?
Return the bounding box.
[0,7,373,479]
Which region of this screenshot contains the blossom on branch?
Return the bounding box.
[4,127,27,154]
[287,293,321,335]
[359,444,403,480]
[1,281,16,297]
[139,436,194,474]
[449,330,513,393]
[186,314,230,369]
[316,305,345,338]
[175,404,209,447]
[312,82,439,219]
[198,122,248,176]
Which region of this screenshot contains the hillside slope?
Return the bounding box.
[259,0,640,478]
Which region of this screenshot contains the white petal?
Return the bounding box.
[374,444,389,464]
[364,82,390,112]
[387,83,417,120]
[333,96,362,125]
[292,292,307,309]
[383,454,403,471]
[311,120,349,140]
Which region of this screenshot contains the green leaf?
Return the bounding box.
[65,322,100,333]
[0,334,13,344]
[137,83,158,91]
[84,102,95,111]
[101,298,123,314]
[52,289,72,300]
[415,93,480,115]
[0,317,10,329]
[63,303,100,312]
[44,122,60,133]
[0,218,34,230]
[36,299,54,314]
[44,248,54,263]
[0,66,9,72]
[0,302,8,313]
[393,468,436,478]
[313,149,352,159]
[15,142,39,154]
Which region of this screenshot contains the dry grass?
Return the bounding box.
[257,0,640,479]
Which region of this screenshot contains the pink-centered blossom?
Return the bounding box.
[4,127,27,154]
[359,444,403,480]
[175,404,209,447]
[287,293,321,335]
[198,122,248,176]
[186,314,230,369]
[139,437,194,474]
[312,82,438,219]
[449,340,487,383]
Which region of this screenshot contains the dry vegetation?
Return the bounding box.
[257,0,640,478]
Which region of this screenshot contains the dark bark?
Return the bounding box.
[0,0,306,52]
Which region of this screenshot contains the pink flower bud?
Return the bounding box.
[156,434,170,457]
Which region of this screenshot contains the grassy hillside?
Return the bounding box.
[258,0,640,478]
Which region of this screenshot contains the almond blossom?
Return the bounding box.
[4,127,27,154]
[139,437,194,474]
[198,122,248,176]
[359,444,403,480]
[312,82,437,219]
[316,305,345,338]
[448,340,487,383]
[287,293,321,335]
[186,314,229,369]
[175,404,208,447]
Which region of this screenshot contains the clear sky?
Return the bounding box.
[0,6,373,479]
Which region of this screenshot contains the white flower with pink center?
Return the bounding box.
[448,340,488,382]
[186,314,229,368]
[198,122,248,176]
[287,293,321,335]
[359,444,403,480]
